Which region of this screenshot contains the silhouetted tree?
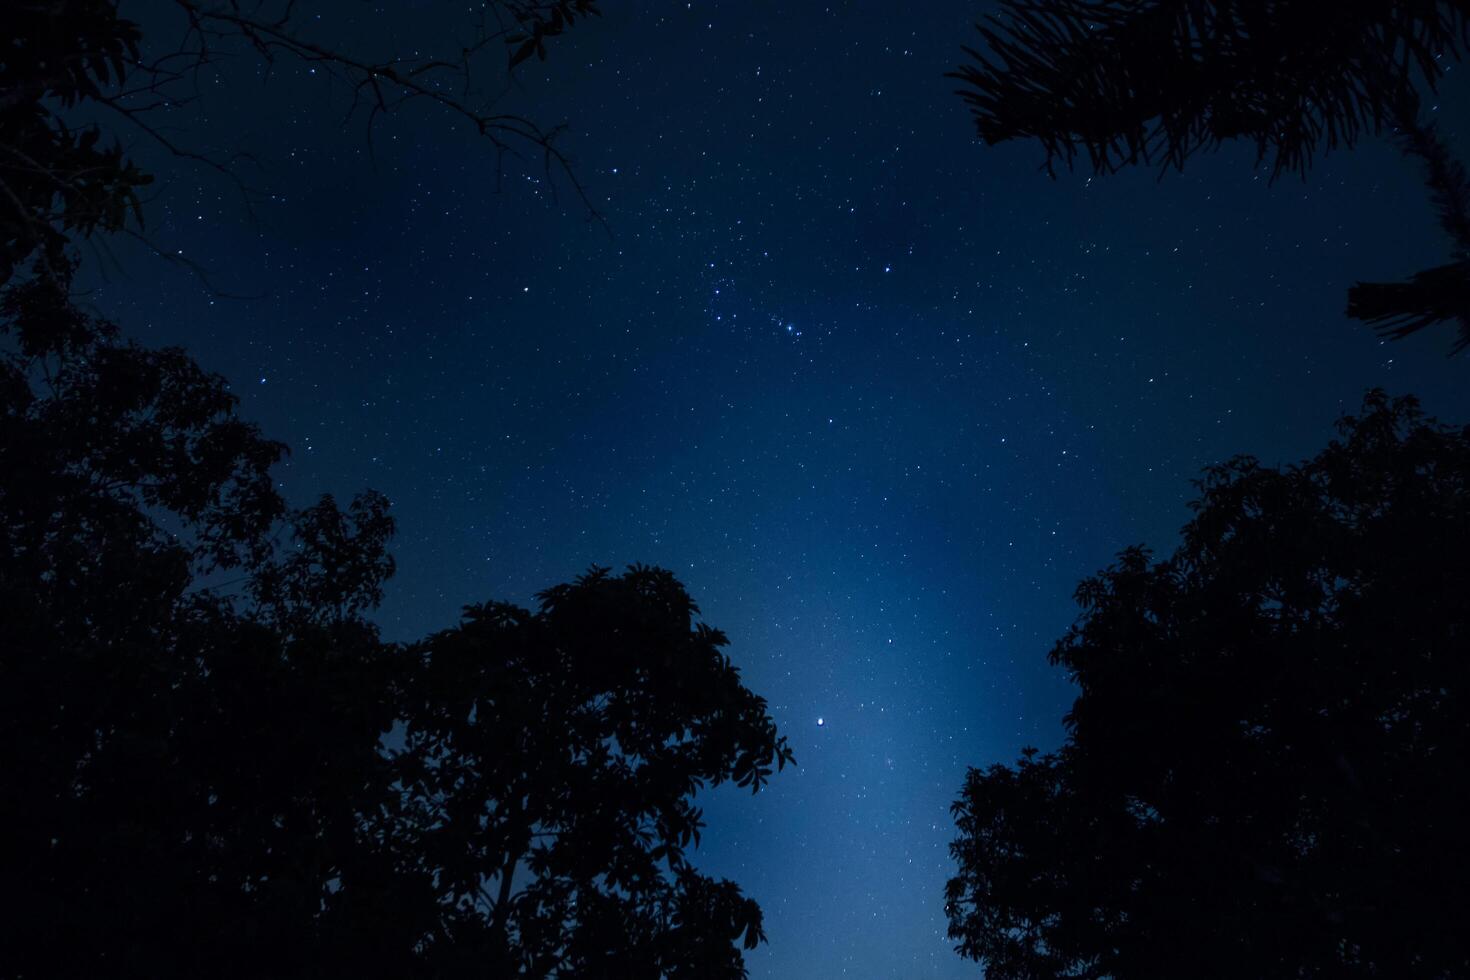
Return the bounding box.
[1347,112,1470,353]
[5,3,790,975]
[951,0,1470,352]
[396,566,794,978]
[946,390,1470,978]
[0,256,401,975]
[1,1,153,281]
[1,0,602,282]
[1,261,791,977]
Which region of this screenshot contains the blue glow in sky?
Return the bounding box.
[95,3,1470,976]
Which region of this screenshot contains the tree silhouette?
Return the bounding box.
[1,1,153,281]
[946,390,1470,979]
[0,259,377,976]
[1,261,791,977]
[951,0,1470,352]
[1347,112,1470,353]
[1,0,602,283]
[4,3,794,974]
[396,566,794,978]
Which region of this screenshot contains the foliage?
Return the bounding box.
[0,257,286,579]
[0,0,153,280]
[397,565,793,978]
[951,0,1470,178]
[1,260,790,976]
[950,0,1470,352]
[2,2,788,974]
[1347,114,1470,353]
[0,0,604,282]
[250,490,397,630]
[507,0,602,68]
[946,390,1470,978]
[0,256,393,976]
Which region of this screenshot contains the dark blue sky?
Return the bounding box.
[96,2,1470,976]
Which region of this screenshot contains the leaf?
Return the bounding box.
[510,38,538,68]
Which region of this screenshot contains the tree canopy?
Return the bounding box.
[398,566,792,977]
[1,0,152,280]
[945,390,1470,978]
[2,10,804,973]
[952,0,1470,353]
[2,217,788,980]
[951,0,1468,178]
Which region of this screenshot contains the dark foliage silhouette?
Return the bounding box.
[1,0,602,282]
[946,391,1470,978]
[2,3,793,975]
[1,0,152,281]
[951,1,1468,178]
[952,0,1470,352]
[0,260,387,976]
[1,260,791,977]
[1347,113,1470,353]
[397,566,794,977]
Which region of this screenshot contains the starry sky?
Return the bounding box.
[92,2,1470,976]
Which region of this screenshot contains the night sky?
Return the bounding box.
[92,3,1470,976]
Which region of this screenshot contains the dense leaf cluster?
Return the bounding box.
[4,5,793,975]
[0,261,791,977]
[1348,114,1470,353]
[506,1,602,68]
[399,567,790,977]
[951,0,1470,352]
[946,391,1470,978]
[952,0,1470,178]
[1,0,152,281]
